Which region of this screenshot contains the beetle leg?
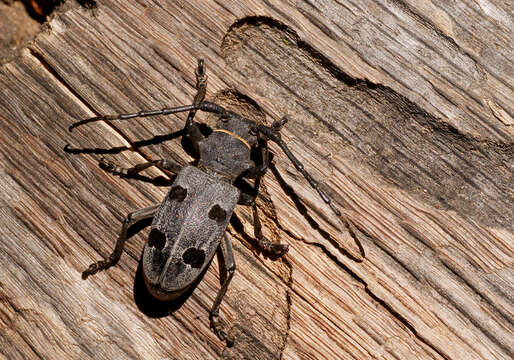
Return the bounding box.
[99,158,181,176]
[251,176,289,257]
[241,135,289,256]
[82,204,159,279]
[210,233,236,346]
[238,176,289,257]
[251,196,289,257]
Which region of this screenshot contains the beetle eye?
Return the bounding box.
[208,204,226,223]
[182,247,206,268]
[249,126,257,136]
[148,229,166,249]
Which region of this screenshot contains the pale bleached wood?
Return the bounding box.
[0,1,511,359]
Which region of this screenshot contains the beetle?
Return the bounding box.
[69,59,344,345]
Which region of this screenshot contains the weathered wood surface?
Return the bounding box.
[0,1,512,359]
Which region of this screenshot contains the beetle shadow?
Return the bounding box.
[65,123,213,157]
[268,161,365,262]
[65,124,214,186]
[64,129,185,155]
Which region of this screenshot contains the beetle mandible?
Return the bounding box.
[69,59,344,345]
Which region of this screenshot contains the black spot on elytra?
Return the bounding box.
[148,228,166,250]
[182,248,206,269]
[208,204,226,223]
[169,185,187,202]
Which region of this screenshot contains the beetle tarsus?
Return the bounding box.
[81,256,115,279]
[210,312,234,346]
[209,312,224,337]
[258,237,289,257]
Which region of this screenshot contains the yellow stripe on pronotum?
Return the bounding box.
[213,129,251,149]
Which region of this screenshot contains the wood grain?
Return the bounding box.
[0,1,511,359]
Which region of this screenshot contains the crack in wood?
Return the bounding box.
[221,15,513,232]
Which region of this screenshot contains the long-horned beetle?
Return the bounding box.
[70,59,345,345]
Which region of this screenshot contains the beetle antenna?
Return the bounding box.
[69,104,201,132]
